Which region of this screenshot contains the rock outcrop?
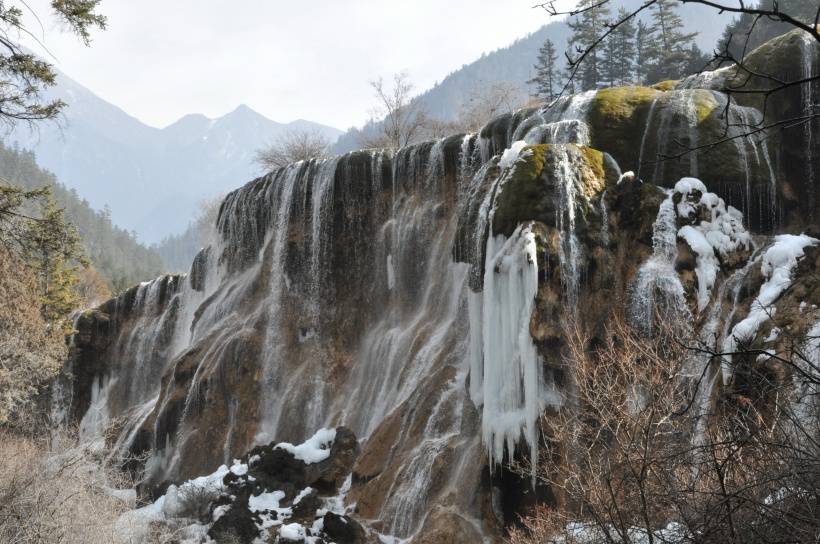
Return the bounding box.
[58,28,820,543]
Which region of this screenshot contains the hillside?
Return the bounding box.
[9,70,343,243]
[0,142,165,292]
[333,0,731,154]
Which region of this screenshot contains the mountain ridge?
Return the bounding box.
[6,69,343,243]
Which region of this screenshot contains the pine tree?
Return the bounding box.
[645,0,699,83]
[635,20,651,86]
[613,8,638,86]
[567,0,613,91]
[529,39,559,101]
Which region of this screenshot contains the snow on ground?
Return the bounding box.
[114,429,348,543]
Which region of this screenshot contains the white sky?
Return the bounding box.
[20,0,571,130]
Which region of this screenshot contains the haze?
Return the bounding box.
[21,0,573,129]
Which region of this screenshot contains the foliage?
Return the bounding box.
[602,8,638,87]
[510,315,820,543]
[567,0,612,91]
[254,129,331,172]
[0,245,65,427]
[0,141,165,293]
[530,39,560,101]
[718,0,819,59]
[0,181,85,332]
[0,1,105,126]
[643,0,704,83]
[0,430,132,543]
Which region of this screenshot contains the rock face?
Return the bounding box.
[59,30,820,543]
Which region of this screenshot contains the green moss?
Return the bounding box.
[652,80,679,91]
[492,145,549,236]
[588,86,662,173]
[694,91,719,123]
[492,144,608,236]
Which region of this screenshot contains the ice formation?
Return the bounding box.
[722,235,819,383]
[476,224,545,470]
[674,178,751,311]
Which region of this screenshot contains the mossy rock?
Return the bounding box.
[492,144,549,236]
[727,29,819,112]
[492,144,607,236]
[587,86,662,172]
[653,80,679,91]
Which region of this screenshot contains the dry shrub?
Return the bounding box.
[0,246,65,429]
[0,431,134,544]
[510,315,820,543]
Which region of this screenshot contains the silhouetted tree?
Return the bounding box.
[529,39,560,100]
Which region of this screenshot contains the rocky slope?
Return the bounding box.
[57,29,820,543]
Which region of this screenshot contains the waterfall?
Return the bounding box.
[630,193,689,335]
[554,147,583,307]
[58,60,819,539]
[802,34,817,222]
[513,90,596,145]
[477,224,545,471]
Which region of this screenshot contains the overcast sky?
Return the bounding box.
[21,1,572,130]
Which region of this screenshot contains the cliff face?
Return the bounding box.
[62,30,820,543]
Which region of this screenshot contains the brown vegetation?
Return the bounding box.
[0,431,133,544]
[510,315,820,543]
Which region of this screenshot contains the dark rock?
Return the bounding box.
[208,504,261,544]
[321,512,367,544]
[290,488,322,522]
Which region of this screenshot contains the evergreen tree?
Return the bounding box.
[0,184,85,332]
[719,0,819,59]
[529,39,559,101]
[0,141,165,295]
[567,0,612,91]
[635,20,651,86]
[645,0,699,83]
[612,8,638,86]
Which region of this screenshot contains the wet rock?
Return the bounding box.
[322,511,367,543]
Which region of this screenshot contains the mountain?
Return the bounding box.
[0,141,165,293]
[333,0,732,153]
[7,70,343,243]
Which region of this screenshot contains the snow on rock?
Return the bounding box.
[279,522,307,541]
[679,225,720,311]
[274,428,336,464]
[722,234,819,384]
[673,178,751,311]
[498,140,529,170]
[249,490,287,513]
[673,177,708,220]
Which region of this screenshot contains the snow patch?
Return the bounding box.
[723,234,818,383]
[275,428,336,464]
[498,140,528,170]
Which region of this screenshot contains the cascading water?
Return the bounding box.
[58,39,820,539]
[513,90,596,146]
[802,34,817,222]
[630,192,689,335]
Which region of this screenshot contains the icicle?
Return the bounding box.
[480,224,544,472]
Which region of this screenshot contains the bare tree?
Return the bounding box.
[509,313,820,543]
[359,72,428,150]
[455,81,530,133]
[254,129,331,172]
